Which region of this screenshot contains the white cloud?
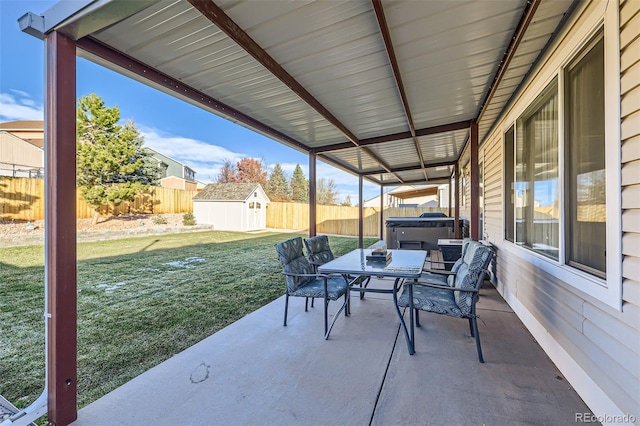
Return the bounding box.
[0,92,44,121]
[139,125,382,198]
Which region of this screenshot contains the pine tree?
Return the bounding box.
[76,93,160,224]
[267,163,291,201]
[290,164,308,203]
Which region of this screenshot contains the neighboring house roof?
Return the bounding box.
[193,183,270,202]
[0,120,43,130]
[388,185,439,199]
[364,185,440,203]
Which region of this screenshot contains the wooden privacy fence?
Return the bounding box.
[0,177,197,220]
[266,202,447,237]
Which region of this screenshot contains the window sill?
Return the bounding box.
[502,242,620,310]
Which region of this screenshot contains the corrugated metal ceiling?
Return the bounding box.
[34,0,578,186]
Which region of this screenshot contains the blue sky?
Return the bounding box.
[0,0,381,202]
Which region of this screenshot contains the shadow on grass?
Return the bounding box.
[0,231,377,413]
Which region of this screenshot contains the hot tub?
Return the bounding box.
[385,216,468,251]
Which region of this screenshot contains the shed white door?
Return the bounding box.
[248,201,263,230]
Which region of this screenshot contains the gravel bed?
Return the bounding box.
[0,213,213,247]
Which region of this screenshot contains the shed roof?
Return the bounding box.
[193,183,266,202]
[19,0,577,186]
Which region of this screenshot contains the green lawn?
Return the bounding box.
[0,231,378,410]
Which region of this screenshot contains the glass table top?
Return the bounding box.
[318,249,427,278]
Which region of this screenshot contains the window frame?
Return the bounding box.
[504,125,515,243]
[500,3,621,311]
[515,77,560,260]
[564,33,606,278]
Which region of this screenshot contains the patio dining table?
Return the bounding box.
[318,248,428,354]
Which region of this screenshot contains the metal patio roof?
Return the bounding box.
[20,0,576,186]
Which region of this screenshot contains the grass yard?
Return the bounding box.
[0,230,378,412]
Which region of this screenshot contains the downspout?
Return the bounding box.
[0,298,49,426]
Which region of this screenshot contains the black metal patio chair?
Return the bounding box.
[397,240,494,362]
[304,235,371,306]
[274,236,350,339]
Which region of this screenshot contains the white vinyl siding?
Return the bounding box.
[620,0,640,385]
[0,132,44,177]
[479,0,639,419]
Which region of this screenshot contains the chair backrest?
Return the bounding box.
[450,242,494,315]
[304,235,335,266]
[275,237,314,293]
[448,238,473,274]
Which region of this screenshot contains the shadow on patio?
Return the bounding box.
[73,279,591,425]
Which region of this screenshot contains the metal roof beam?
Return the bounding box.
[476,0,541,123]
[317,152,402,184]
[372,0,427,180]
[314,120,471,154]
[391,178,451,186]
[187,0,362,148]
[76,36,310,154]
[188,0,404,183]
[361,160,455,176]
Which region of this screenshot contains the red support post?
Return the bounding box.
[309,152,316,237]
[45,31,77,426]
[358,175,364,248]
[454,163,460,239]
[448,178,452,218]
[379,184,384,240]
[470,120,479,240]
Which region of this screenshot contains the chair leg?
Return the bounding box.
[311,297,315,308]
[324,297,329,337]
[284,294,289,327]
[415,309,421,328]
[326,290,350,340]
[305,297,309,312]
[360,276,370,300]
[468,318,474,337]
[471,316,484,363]
[345,292,350,316]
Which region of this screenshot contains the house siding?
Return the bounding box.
[480,0,640,420]
[0,132,43,176]
[620,0,640,321]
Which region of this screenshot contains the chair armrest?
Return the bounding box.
[422,268,456,276]
[282,271,326,279]
[407,281,479,293]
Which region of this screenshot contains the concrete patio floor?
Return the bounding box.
[73,278,592,425]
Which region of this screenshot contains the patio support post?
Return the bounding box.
[379,184,384,240]
[470,120,479,240]
[309,152,317,237]
[45,30,77,426]
[448,177,452,217]
[454,163,460,239]
[358,175,364,248]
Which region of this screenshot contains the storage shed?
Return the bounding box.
[193,183,270,232]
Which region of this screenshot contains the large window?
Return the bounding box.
[504,31,606,278]
[504,126,515,242]
[566,35,606,277]
[516,78,559,260]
